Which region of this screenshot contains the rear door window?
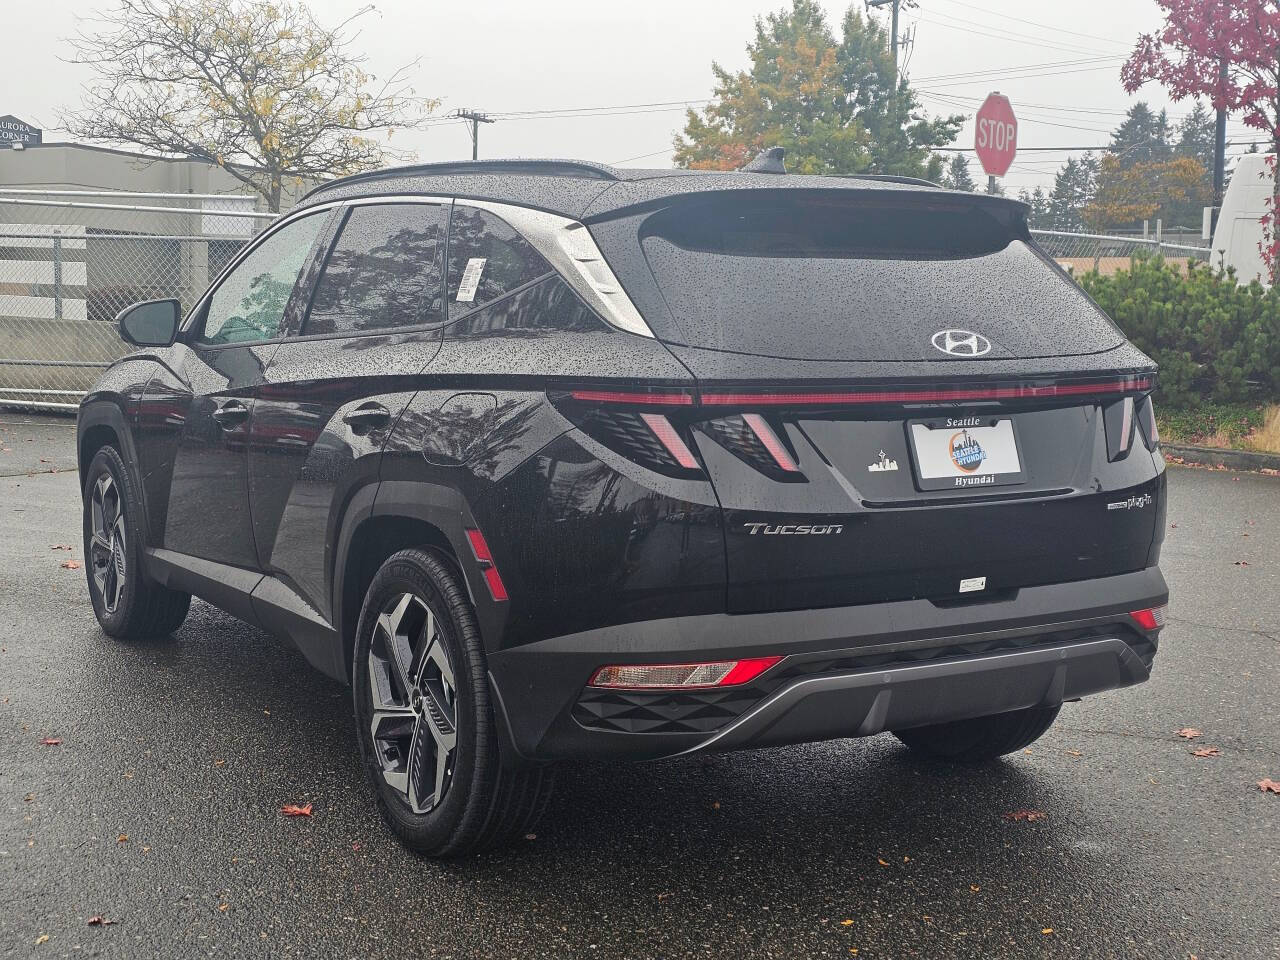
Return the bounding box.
[446,207,551,313]
[303,202,447,336]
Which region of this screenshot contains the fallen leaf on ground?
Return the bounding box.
[1259,778,1280,794]
[218,904,229,913]
[50,544,72,551]
[351,842,361,852]
[281,803,312,817]
[213,759,225,767]
[1003,810,1046,822]
[35,934,48,944]
[1066,749,1082,757]
[60,559,81,570]
[840,919,854,926]
[117,834,128,843]
[1175,728,1202,739]
[877,858,889,866]
[1191,747,1220,758]
[86,916,116,926]
[1041,928,1054,935]
[970,885,981,892]
[39,737,61,746]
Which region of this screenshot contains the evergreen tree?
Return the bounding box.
[1108,102,1172,169]
[674,1,962,176]
[1046,153,1099,232]
[1017,187,1051,227]
[940,153,975,191]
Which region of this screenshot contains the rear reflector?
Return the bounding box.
[742,413,800,472]
[589,656,782,689]
[1129,605,1167,631]
[639,413,700,469]
[464,528,508,602]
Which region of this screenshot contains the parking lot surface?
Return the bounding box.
[2,414,1278,959]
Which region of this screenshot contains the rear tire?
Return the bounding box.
[82,446,190,639]
[352,548,554,857]
[892,705,1061,763]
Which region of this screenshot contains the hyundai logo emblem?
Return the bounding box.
[931,329,992,357]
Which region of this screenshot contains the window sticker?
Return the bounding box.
[455,257,487,303]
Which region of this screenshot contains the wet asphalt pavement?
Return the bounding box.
[1,414,1278,959]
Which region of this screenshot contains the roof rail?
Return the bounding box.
[303,158,621,201]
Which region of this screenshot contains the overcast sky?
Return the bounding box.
[5,0,1266,193]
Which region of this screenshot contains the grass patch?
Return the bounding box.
[1157,402,1271,450]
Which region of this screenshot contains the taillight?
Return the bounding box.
[1103,396,1135,461]
[639,413,700,469]
[1136,394,1160,448]
[1129,605,1167,631]
[589,656,782,689]
[698,414,804,480]
[464,528,508,602]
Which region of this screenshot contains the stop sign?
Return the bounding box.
[974,93,1017,178]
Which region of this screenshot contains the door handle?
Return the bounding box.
[344,402,391,432]
[211,400,249,429]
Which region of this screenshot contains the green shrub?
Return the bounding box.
[1076,256,1280,409]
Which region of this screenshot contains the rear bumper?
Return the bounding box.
[487,566,1166,761]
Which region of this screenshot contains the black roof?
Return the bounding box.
[297,158,1019,222]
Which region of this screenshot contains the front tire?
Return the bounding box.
[352,548,554,856]
[82,446,190,638]
[892,705,1062,763]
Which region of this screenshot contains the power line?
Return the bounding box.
[453,109,495,160]
[932,0,1132,48]
[913,13,1103,57]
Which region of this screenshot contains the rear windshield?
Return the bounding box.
[636,192,1121,361]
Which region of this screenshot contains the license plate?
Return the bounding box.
[908,417,1025,490]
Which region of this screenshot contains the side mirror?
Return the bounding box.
[118,299,181,348]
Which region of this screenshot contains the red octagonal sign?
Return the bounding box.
[975,93,1017,178]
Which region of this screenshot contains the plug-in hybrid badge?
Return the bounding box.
[931,329,992,357]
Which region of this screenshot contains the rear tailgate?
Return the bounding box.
[588,186,1162,614]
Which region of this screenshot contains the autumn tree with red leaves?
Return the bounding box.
[1122,1,1280,280]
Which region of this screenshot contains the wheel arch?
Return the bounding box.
[333,480,490,683]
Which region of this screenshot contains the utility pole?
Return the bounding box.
[866,0,901,80]
[454,109,495,161]
[1211,58,1227,234]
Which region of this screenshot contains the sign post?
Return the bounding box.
[974,93,1016,194]
[0,116,42,149]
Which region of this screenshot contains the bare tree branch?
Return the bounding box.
[60,0,438,210]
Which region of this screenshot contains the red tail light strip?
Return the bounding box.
[742,413,800,472]
[567,377,1153,409]
[570,389,695,406]
[701,376,1154,407]
[464,528,509,602]
[639,413,701,469]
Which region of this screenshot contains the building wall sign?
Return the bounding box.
[0,116,42,148]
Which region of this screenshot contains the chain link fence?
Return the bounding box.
[0,198,1221,412]
[1031,229,1213,277]
[0,190,276,410]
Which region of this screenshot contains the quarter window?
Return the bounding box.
[304,203,448,336]
[200,213,326,346]
[447,207,551,313]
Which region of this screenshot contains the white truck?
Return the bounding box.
[1210,152,1273,285]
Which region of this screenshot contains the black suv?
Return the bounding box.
[78,159,1168,856]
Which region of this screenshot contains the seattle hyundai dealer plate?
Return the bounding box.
[908,416,1025,489]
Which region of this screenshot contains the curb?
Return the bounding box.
[1162,442,1280,474]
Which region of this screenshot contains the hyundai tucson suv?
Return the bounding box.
[77,157,1168,856]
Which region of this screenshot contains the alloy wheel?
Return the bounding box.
[89,473,127,615]
[367,592,458,814]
